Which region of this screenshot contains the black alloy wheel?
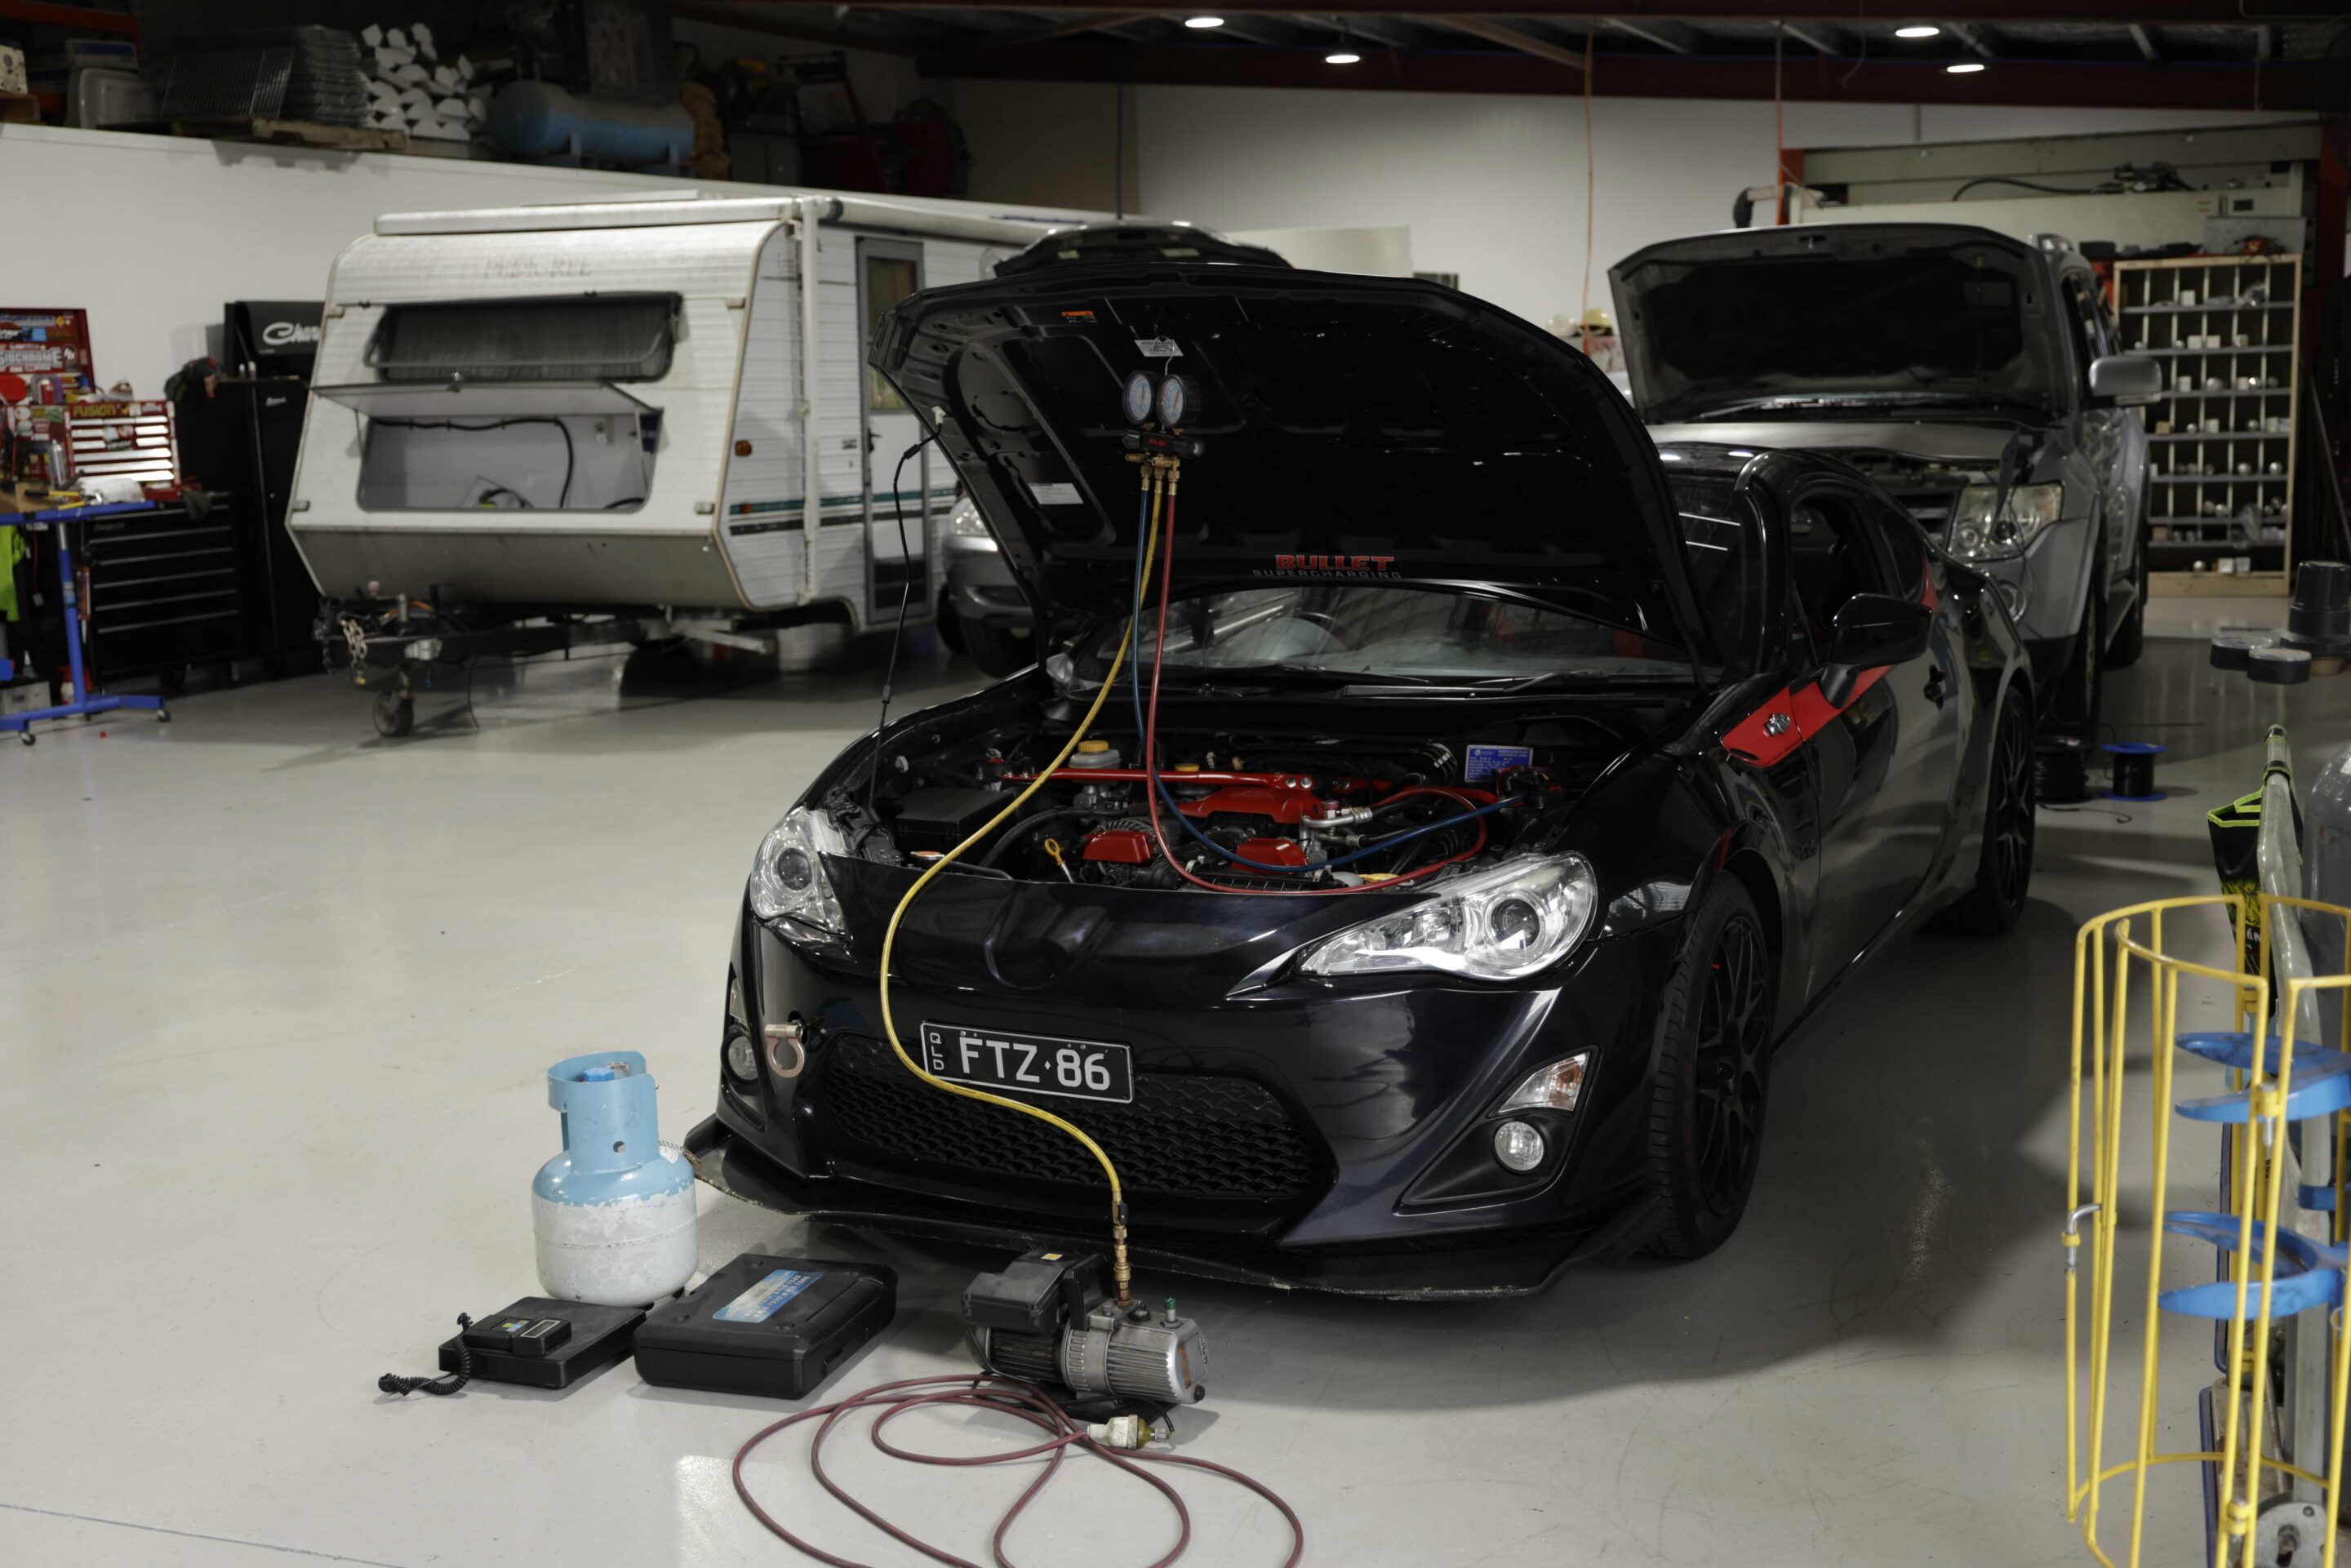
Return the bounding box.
[1933,694,2037,935]
[1645,880,1775,1259]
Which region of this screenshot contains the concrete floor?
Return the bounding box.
[2,599,2343,1566]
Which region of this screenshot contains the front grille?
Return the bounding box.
[819,1033,1327,1205]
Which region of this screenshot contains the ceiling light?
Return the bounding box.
[1945,60,1986,73]
[1895,24,1941,39]
[1184,15,1224,28]
[1326,50,1361,64]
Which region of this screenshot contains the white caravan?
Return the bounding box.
[287,193,1064,655]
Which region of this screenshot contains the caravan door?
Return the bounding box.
[857,238,931,625]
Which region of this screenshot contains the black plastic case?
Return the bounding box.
[436,1296,643,1390]
[634,1255,896,1400]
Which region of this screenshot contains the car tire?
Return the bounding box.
[2107,543,2148,670]
[935,591,967,655]
[1931,691,2037,936]
[1642,879,1775,1261]
[961,617,1033,678]
[2055,580,2105,744]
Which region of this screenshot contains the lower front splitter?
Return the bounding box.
[687,1114,1659,1301]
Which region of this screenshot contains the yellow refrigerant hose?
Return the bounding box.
[875,464,1165,1304]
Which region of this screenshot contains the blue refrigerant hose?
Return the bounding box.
[1122,484,1511,877]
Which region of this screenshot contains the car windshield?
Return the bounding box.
[1079,584,1707,686]
[1630,241,2060,424]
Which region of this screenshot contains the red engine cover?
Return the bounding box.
[1176,783,1324,824]
[1233,836,1308,867]
[1081,828,1154,864]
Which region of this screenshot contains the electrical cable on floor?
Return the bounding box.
[378,1315,474,1397]
[731,1372,1304,1568]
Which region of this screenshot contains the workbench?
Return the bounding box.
[1,500,171,746]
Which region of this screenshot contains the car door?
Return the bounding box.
[2061,269,2146,624]
[1780,478,1962,983]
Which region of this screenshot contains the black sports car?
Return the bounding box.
[686,267,2036,1299]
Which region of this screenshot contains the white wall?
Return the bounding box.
[1136,86,2296,331]
[0,92,2307,399]
[0,125,734,395]
[957,78,1139,215]
[0,123,1101,398]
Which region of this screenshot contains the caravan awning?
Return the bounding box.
[311,380,656,420]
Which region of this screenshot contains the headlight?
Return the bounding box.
[947,496,993,543]
[1947,482,2064,562]
[1299,855,1599,982]
[749,806,848,935]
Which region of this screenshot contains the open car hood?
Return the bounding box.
[869,265,1702,651]
[1608,223,2054,428]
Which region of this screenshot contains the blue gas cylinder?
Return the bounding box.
[531,1051,699,1306]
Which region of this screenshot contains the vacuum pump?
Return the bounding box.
[962,1249,1207,1407]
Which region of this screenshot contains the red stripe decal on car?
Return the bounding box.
[1725,562,1936,766]
[1722,666,1892,767]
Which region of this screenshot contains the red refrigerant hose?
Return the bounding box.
[1139,480,1491,896]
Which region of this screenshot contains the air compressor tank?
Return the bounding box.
[490,82,694,172]
[533,1051,699,1307]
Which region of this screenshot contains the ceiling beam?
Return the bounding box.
[2127,23,2160,61]
[1603,17,1695,55]
[1780,21,1851,57]
[1431,16,1585,71]
[1944,22,1998,58]
[955,9,1156,50]
[664,2,934,56]
[918,39,2318,113]
[1345,16,1424,49]
[759,2,2287,23]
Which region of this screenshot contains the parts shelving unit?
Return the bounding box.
[2113,254,2302,596]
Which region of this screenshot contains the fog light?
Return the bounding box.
[1997,579,2026,618]
[1492,1120,1546,1173]
[724,1031,759,1082]
[1499,1053,1589,1114]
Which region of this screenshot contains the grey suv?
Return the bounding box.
[1613,223,2160,782]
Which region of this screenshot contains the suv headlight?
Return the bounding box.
[1948,482,2064,562]
[749,806,848,935]
[947,496,993,544]
[1300,855,1599,982]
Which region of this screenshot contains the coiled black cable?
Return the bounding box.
[376,1314,474,1397]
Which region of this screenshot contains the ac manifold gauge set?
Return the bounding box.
[371,363,1307,1568]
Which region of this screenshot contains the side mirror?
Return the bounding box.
[1820,593,1932,706]
[2088,352,2163,407]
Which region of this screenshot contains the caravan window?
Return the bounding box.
[862,255,919,413]
[367,294,679,384]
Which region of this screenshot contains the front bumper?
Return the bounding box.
[702,882,1684,1297]
[944,541,1031,628]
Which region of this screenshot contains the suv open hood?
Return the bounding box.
[870,265,1702,651]
[1609,223,2058,428]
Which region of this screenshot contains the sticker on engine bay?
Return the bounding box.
[1134,337,1182,358]
[713,1268,820,1323]
[1029,482,1082,506]
[1465,744,1534,783]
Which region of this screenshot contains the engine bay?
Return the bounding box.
[831,705,1655,891]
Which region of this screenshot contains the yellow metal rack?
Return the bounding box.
[2068,894,2351,1567]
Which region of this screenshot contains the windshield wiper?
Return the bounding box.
[1683,390,2048,423]
[1337,669,1695,698]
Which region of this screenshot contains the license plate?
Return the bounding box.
[918,1022,1134,1105]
